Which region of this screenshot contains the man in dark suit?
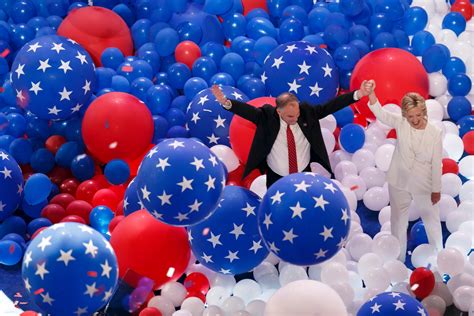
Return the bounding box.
[211,81,372,188]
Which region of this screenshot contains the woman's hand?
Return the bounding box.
[431,192,441,205]
[211,85,228,105]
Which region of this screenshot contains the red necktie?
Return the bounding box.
[287,125,298,174]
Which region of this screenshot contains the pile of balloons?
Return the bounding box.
[0,0,472,315]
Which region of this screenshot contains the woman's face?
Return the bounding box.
[405,107,425,129]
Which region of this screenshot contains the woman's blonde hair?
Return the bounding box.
[401,92,427,117]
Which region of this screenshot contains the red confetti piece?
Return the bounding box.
[1,48,9,57]
[87,271,98,277]
[319,44,328,49]
[121,65,133,72]
[0,87,4,93]
[9,244,15,254]
[350,185,359,191]
[14,292,22,298]
[34,288,44,295]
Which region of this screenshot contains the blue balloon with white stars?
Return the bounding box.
[0,149,23,221]
[123,177,144,216]
[135,138,226,226]
[185,86,249,147]
[21,222,118,316]
[258,172,350,266]
[10,35,96,120]
[262,41,339,104]
[188,185,268,275]
[357,291,428,316]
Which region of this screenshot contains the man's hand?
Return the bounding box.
[431,192,441,205]
[211,85,228,105]
[358,80,375,97]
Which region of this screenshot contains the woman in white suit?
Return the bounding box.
[367,81,443,262]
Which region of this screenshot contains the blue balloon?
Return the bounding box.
[167,62,191,89]
[6,113,27,138]
[113,4,135,27]
[55,141,83,168]
[111,75,130,92]
[123,178,142,216]
[10,35,96,120]
[246,8,270,20]
[448,73,472,96]
[282,5,308,24]
[166,125,189,138]
[238,77,266,99]
[333,44,360,71]
[0,240,23,265]
[137,49,160,73]
[24,173,52,205]
[165,107,186,127]
[26,112,50,140]
[357,291,427,315]
[26,217,52,236]
[326,12,352,29]
[340,123,365,153]
[22,223,119,315]
[442,12,466,36]
[350,39,370,58]
[279,18,304,43]
[22,197,48,219]
[150,0,172,22]
[9,138,33,164]
[201,41,226,65]
[223,13,247,40]
[268,0,291,19]
[410,220,429,246]
[372,32,397,49]
[9,24,35,51]
[0,135,14,151]
[324,24,349,50]
[351,3,372,25]
[184,77,208,101]
[392,29,409,48]
[30,148,54,174]
[189,185,268,274]
[448,96,471,121]
[333,106,354,127]
[105,159,130,185]
[308,7,330,34]
[186,86,247,147]
[1,233,25,249]
[411,30,435,56]
[90,206,114,233]
[349,25,371,45]
[94,67,115,93]
[130,77,154,101]
[26,16,49,34]
[210,72,235,86]
[422,44,450,73]
[0,215,26,239]
[442,57,466,79]
[101,47,125,71]
[177,21,203,43]
[233,38,256,62]
[258,173,350,265]
[403,6,427,35]
[192,56,218,84]
[369,13,392,39]
[71,154,95,182]
[220,52,245,82]
[339,0,364,16]
[457,115,474,137]
[302,34,325,46]
[171,95,189,112]
[146,85,172,115]
[131,19,151,49]
[135,138,226,226]
[203,0,234,15]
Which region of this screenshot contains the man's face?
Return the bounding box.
[277,101,300,125]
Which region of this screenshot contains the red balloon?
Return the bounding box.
[353,112,368,127]
[242,0,268,15]
[109,215,124,233]
[442,158,459,175]
[45,135,66,154]
[350,48,429,121]
[110,210,190,289]
[76,180,101,203]
[92,174,110,189]
[65,200,93,224]
[229,97,276,164]
[175,41,201,70]
[60,215,87,224]
[48,166,72,186]
[185,290,206,302]
[139,307,162,316]
[184,272,210,295]
[92,188,119,210]
[109,184,126,200]
[451,0,473,20]
[57,6,133,66]
[60,178,80,195]
[41,204,66,223]
[50,193,75,209]
[387,129,397,139]
[409,267,435,299]
[241,169,262,189]
[82,92,154,163]
[462,131,474,154]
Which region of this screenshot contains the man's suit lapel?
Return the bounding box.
[268,109,281,146]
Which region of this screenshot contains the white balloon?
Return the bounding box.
[203,305,224,316]
[363,186,389,211]
[442,120,459,135]
[181,297,205,316]
[245,300,266,316]
[446,210,472,233]
[173,311,192,316]
[330,150,352,170]
[359,166,386,189]
[412,0,436,15]
[362,141,379,154]
[210,145,240,172]
[346,233,373,261]
[459,155,474,179]
[459,221,474,246]
[319,115,337,132]
[357,253,383,278]
[350,210,361,224]
[446,231,472,256]
[148,296,176,316]
[321,127,336,154]
[249,175,267,198]
[335,160,358,181]
[408,200,421,222]
[378,206,391,225]
[221,296,245,315]
[340,186,357,211]
[160,282,188,307]
[426,99,444,122]
[330,282,355,306]
[279,265,308,286]
[436,94,452,120]
[384,260,409,283]
[439,29,458,47]
[447,273,474,294]
[351,149,375,172]
[391,282,411,295]
[365,125,386,146]
[374,144,395,172]
[411,244,438,268]
[363,267,391,291]
[263,252,280,265]
[443,133,464,161]
[458,200,474,214]
[441,173,463,197]
[372,234,401,261]
[321,262,349,284]
[210,274,236,292]
[432,281,453,306]
[206,286,231,306]
[308,264,323,281]
[342,174,367,200]
[428,72,448,97]
[264,280,347,316]
[460,180,474,202]
[453,286,474,312]
[438,194,457,221]
[422,295,446,316]
[437,248,465,276]
[233,279,262,304]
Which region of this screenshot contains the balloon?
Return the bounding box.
[258,173,350,265]
[357,291,427,315]
[411,30,436,56]
[0,240,23,265]
[110,210,190,289]
[451,0,473,21]
[462,131,474,155]
[22,223,118,315]
[339,123,365,153]
[242,0,268,16]
[442,12,466,36]
[82,92,153,163]
[57,6,133,66]
[104,159,130,185]
[410,267,435,299]
[350,48,429,121]
[422,44,450,73]
[92,189,120,211]
[90,205,114,234]
[10,35,96,120]
[184,272,210,297]
[24,173,52,205]
[448,73,472,96]
[0,149,23,221]
[403,6,428,35]
[442,158,459,175]
[264,280,347,315]
[41,204,66,224]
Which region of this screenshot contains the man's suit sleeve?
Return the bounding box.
[310,91,357,119]
[225,99,263,124]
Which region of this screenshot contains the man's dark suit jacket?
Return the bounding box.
[228,91,358,179]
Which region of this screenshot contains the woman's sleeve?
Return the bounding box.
[367,100,402,128]
[431,130,443,192]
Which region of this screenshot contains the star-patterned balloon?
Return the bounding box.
[0,149,23,221]
[21,222,119,316]
[10,35,96,120]
[123,177,144,216]
[257,172,350,265]
[262,41,339,104]
[185,86,249,147]
[135,138,226,226]
[357,291,428,316]
[188,185,268,275]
